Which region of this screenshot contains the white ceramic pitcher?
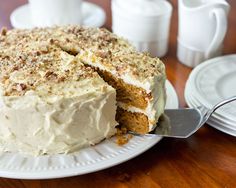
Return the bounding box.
[177,0,230,67]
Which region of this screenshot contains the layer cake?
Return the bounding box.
[0,26,166,155]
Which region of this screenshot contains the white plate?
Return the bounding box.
[184,55,236,123]
[0,80,178,179]
[185,93,236,136]
[207,119,236,137]
[186,54,236,122]
[10,2,106,29]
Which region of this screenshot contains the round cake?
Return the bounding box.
[0,26,166,155]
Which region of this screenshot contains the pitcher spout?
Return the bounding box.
[179,0,230,12]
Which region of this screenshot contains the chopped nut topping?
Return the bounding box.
[36,51,41,56]
[17,83,27,91]
[1,27,7,36]
[44,71,54,78]
[49,38,54,44]
[57,76,65,82]
[0,25,165,97]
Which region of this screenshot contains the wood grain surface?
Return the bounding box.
[0,0,236,187]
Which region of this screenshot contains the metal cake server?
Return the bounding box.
[129,96,236,138]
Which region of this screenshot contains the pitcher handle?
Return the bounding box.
[205,8,227,59]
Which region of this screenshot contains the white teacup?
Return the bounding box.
[177,0,230,67]
[28,0,83,27]
[112,0,172,57]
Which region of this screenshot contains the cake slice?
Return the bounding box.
[0,32,117,155]
[44,26,166,134]
[78,49,166,134]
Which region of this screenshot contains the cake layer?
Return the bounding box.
[95,68,149,109]
[116,107,149,134]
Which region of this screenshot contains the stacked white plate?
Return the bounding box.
[185,54,236,136]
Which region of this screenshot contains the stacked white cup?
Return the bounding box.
[28,0,83,27]
[112,0,172,57]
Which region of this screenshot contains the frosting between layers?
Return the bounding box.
[117,79,166,131]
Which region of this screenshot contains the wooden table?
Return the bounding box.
[0,0,236,187]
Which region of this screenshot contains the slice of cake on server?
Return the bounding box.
[50,26,166,134]
[78,47,166,134]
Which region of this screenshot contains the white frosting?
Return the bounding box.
[0,79,117,155]
[79,50,156,91]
